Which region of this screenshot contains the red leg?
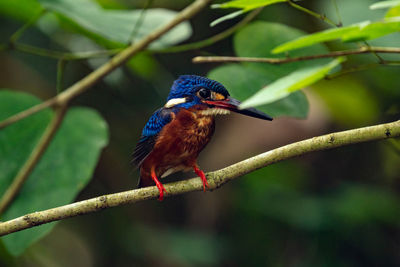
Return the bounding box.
[151,168,167,201]
[193,165,209,192]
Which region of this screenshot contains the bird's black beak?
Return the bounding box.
[204,97,273,121]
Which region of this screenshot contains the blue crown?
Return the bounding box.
[167,75,229,100]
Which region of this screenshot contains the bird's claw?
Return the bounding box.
[157,183,167,201]
[193,166,209,192]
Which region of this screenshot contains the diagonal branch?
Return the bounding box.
[192,46,400,64]
[0,104,67,215]
[0,0,213,130]
[0,119,399,236]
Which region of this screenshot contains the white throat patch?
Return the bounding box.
[200,108,230,116]
[164,98,187,108]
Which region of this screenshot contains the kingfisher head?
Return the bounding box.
[164,75,272,120]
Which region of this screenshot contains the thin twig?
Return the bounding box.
[129,0,154,44]
[56,59,67,94]
[331,0,342,27]
[0,105,67,215]
[9,10,46,44]
[0,0,213,130]
[153,8,262,54]
[13,43,121,60]
[288,0,339,27]
[192,46,400,64]
[0,99,57,130]
[0,119,399,236]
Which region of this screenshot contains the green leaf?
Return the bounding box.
[38,0,192,48]
[208,22,332,118]
[370,0,400,9]
[386,5,400,17]
[212,0,287,10]
[240,57,345,108]
[210,0,287,26]
[0,90,109,256]
[0,0,42,21]
[273,18,400,53]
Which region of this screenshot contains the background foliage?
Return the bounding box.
[0,0,399,266]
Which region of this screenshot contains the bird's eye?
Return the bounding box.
[198,88,211,99]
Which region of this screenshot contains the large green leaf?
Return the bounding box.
[273,17,400,53]
[38,0,192,48]
[240,58,345,108]
[208,22,332,118]
[0,90,109,256]
[210,0,287,26]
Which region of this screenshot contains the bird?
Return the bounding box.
[132,75,272,201]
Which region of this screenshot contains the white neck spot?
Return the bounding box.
[164,98,187,108]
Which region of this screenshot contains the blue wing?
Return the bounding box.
[132,108,174,167]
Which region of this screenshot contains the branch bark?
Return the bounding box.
[192,46,400,64]
[0,0,213,130]
[0,119,398,236]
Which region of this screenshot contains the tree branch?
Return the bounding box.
[192,46,400,64]
[0,104,67,215]
[0,0,213,130]
[0,119,398,236]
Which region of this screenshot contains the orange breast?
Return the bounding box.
[140,106,215,179]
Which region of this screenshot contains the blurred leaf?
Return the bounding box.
[208,64,309,118]
[210,0,287,26]
[125,224,225,265]
[312,77,380,127]
[386,5,400,17]
[0,90,109,256]
[212,0,287,10]
[38,0,192,48]
[273,18,400,53]
[370,0,400,9]
[0,0,42,21]
[331,185,400,225]
[240,57,345,108]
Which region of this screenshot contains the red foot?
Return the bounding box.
[193,165,209,192]
[151,169,167,201]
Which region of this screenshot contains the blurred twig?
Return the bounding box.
[129,0,154,44]
[0,119,399,236]
[0,104,67,215]
[0,0,213,130]
[153,8,262,54]
[331,0,342,26]
[192,46,400,64]
[287,0,339,27]
[11,43,121,60]
[9,9,46,44]
[56,59,67,93]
